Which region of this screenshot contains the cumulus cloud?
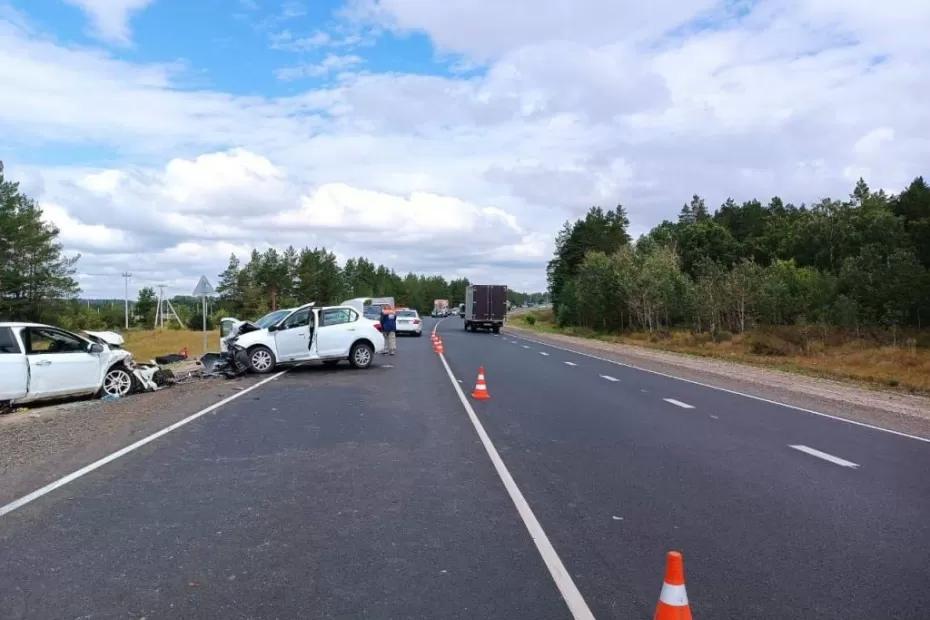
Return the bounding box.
[63,0,154,46]
[4,0,930,297]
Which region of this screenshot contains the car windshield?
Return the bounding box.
[398,310,417,317]
[255,309,292,328]
[363,305,383,320]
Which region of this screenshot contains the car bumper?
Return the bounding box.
[396,324,422,334]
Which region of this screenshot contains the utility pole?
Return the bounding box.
[122,272,132,329]
[156,284,167,328]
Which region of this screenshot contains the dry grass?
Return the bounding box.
[121,329,221,362]
[511,311,930,394]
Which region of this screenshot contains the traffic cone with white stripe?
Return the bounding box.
[471,366,490,400]
[654,551,692,620]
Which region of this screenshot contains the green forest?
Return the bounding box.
[548,177,930,342]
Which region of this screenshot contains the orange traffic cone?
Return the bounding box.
[654,551,692,620]
[434,339,444,354]
[471,367,490,400]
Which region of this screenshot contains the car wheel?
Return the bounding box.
[101,366,134,398]
[415,331,422,337]
[349,342,374,369]
[492,326,501,334]
[248,346,276,374]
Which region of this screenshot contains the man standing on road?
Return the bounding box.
[380,306,397,355]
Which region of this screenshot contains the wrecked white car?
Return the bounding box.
[224,303,385,373]
[0,322,141,407]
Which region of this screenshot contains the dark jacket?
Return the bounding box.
[380,311,397,332]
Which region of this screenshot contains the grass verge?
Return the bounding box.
[121,329,221,361]
[509,310,930,394]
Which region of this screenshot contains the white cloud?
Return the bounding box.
[275,54,364,80]
[63,0,154,46]
[271,29,331,51]
[5,0,930,297]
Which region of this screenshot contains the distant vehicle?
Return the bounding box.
[464,285,507,333]
[341,297,396,321]
[458,303,465,318]
[431,299,449,317]
[396,309,423,336]
[224,303,385,373]
[0,322,137,406]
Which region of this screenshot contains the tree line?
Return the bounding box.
[548,177,930,340]
[214,249,473,319]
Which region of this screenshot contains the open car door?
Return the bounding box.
[0,327,28,402]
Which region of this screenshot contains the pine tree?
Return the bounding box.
[0,163,80,321]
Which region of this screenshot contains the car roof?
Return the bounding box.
[0,322,53,328]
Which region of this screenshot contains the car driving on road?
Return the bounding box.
[395,309,422,336]
[224,303,385,373]
[0,322,138,406]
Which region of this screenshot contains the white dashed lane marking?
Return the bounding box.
[789,444,860,469]
[539,352,550,356]
[564,361,577,367]
[663,398,695,409]
[599,375,619,382]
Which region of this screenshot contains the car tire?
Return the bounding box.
[100,366,135,399]
[248,346,276,374]
[492,326,501,334]
[415,331,422,337]
[349,341,374,369]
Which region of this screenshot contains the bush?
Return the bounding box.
[189,313,215,331]
[525,314,537,326]
[747,332,797,356]
[713,330,733,343]
[916,333,930,350]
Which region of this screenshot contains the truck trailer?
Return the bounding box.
[463,284,507,333]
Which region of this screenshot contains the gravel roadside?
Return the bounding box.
[506,325,930,440]
[0,373,270,506]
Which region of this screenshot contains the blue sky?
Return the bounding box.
[2,0,928,298]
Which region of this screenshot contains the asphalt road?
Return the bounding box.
[1,316,929,619]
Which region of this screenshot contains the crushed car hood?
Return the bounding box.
[225,320,261,341]
[83,330,125,347]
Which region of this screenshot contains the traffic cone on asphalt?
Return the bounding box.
[654,551,692,620]
[471,367,490,400]
[435,340,444,354]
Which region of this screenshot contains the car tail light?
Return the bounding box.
[373,323,382,331]
[413,319,421,324]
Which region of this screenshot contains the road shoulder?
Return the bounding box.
[0,375,268,506]
[505,325,930,440]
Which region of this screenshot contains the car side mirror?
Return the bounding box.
[267,324,278,332]
[88,343,104,353]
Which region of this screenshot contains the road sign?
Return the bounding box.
[192,276,215,297]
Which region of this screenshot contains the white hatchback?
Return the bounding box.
[225,303,385,373]
[395,309,423,336]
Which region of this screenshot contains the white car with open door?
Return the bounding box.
[224,303,385,373]
[0,322,137,408]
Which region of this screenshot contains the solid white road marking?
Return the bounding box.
[0,370,288,519]
[507,333,930,443]
[564,361,577,367]
[789,444,860,468]
[539,352,550,356]
[436,353,595,620]
[522,345,531,349]
[664,398,695,409]
[600,375,619,382]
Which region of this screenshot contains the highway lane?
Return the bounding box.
[437,317,930,619]
[0,330,569,620]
